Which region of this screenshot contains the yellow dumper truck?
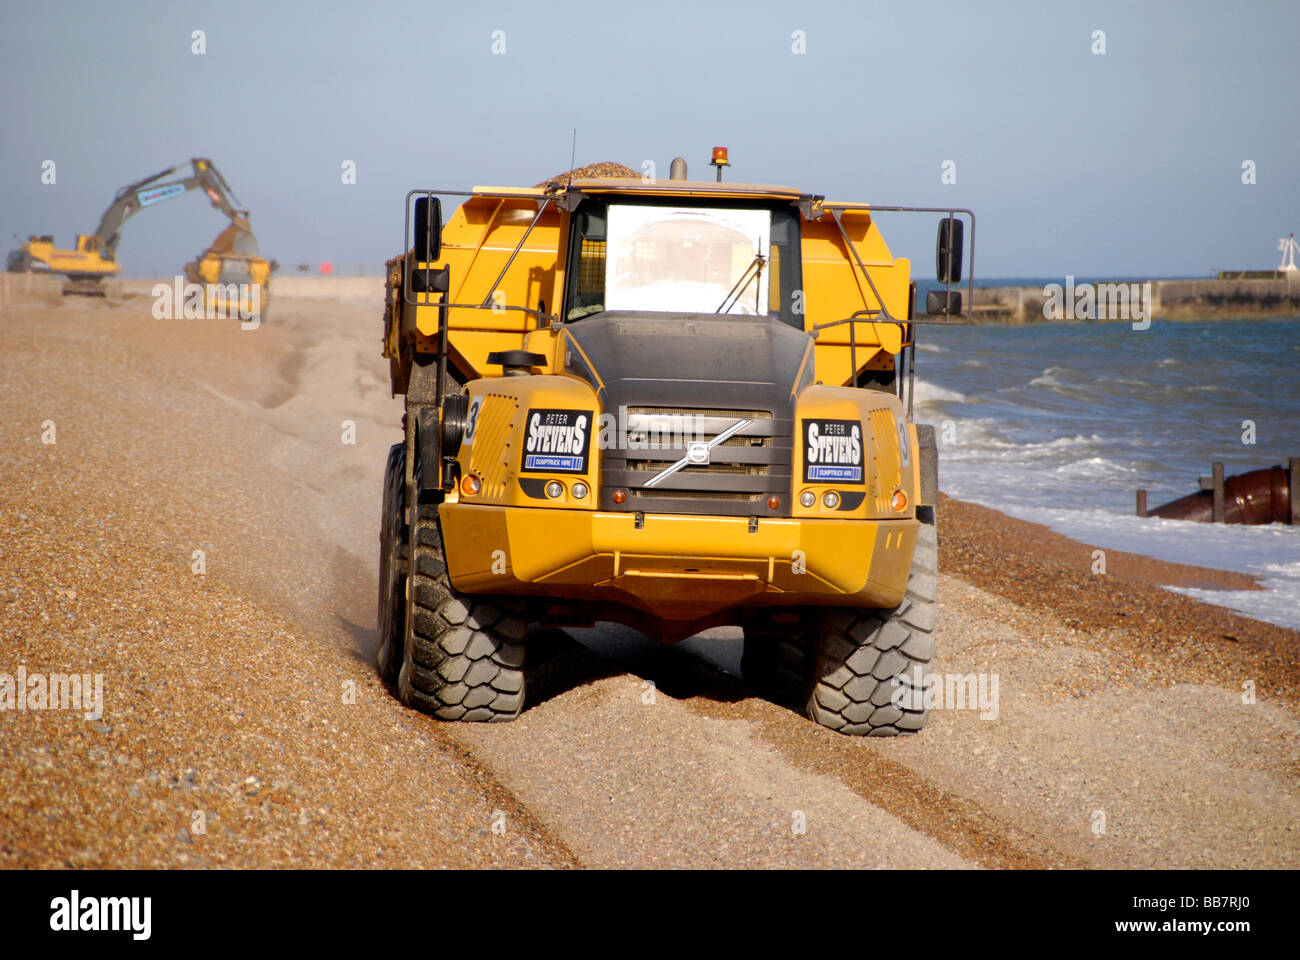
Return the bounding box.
[376,152,973,736]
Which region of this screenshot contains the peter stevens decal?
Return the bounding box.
[803,419,864,483]
[522,409,591,473]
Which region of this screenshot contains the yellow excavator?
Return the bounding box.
[6,157,270,307]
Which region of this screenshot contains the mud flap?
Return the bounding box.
[916,423,939,506]
[416,404,441,487]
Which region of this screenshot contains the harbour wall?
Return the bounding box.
[967,274,1300,323]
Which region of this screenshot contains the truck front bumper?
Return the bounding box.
[439,503,918,622]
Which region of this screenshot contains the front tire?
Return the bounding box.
[741,506,938,736]
[805,505,938,736]
[397,497,527,722]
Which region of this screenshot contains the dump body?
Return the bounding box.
[383,173,938,638]
[384,179,912,390]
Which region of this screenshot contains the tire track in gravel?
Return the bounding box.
[502,626,1081,869]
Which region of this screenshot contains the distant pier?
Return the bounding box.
[966,273,1300,323]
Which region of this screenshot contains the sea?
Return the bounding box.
[909,279,1300,630]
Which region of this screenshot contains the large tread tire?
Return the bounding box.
[805,505,938,736]
[740,625,807,708]
[397,503,526,722]
[375,443,406,686]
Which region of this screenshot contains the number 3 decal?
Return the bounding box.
[465,397,482,442]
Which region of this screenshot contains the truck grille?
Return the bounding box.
[625,460,768,476]
[600,406,792,517]
[626,406,767,419]
[635,489,764,503]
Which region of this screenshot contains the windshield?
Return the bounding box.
[604,205,770,315]
[564,197,803,325]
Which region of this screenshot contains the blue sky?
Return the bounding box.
[2,0,1297,278]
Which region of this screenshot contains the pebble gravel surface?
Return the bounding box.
[2,288,1295,869]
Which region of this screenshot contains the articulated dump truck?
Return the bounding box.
[376,151,974,736]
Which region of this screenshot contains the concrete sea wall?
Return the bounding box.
[969,274,1300,323]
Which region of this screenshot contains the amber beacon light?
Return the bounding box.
[710,146,729,181]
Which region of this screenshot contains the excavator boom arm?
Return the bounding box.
[91,157,250,257]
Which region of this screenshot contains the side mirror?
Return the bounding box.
[936,217,963,284]
[926,289,962,315]
[413,195,442,263]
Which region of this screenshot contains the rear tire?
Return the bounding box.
[375,443,406,685]
[740,622,807,708]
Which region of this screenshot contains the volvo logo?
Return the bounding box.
[643,418,752,488]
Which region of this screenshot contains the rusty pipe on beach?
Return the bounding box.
[1146,465,1293,524]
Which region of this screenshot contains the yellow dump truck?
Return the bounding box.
[376,152,973,735]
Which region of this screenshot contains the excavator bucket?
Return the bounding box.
[205,217,260,258]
